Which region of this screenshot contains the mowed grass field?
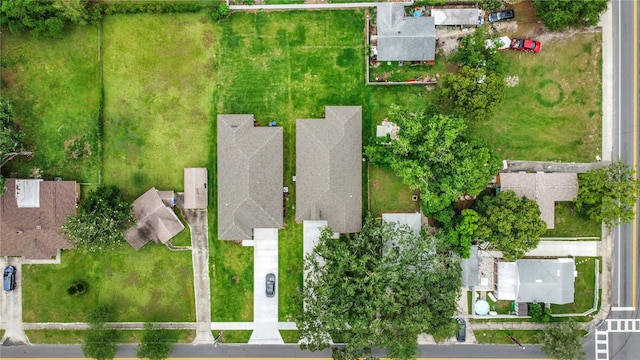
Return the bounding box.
[22,244,195,322]
[101,13,215,198]
[0,26,101,183]
[210,10,367,321]
[470,32,602,162]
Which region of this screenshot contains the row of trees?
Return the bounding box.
[83,305,174,360]
[0,98,33,194]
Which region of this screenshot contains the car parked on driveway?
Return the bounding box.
[488,9,515,23]
[266,273,275,298]
[510,38,542,53]
[3,265,16,291]
[456,318,466,342]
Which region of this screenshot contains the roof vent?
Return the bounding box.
[36,225,42,230]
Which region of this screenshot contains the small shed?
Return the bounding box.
[431,8,481,26]
[184,168,208,209]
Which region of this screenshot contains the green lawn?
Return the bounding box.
[469,33,602,162]
[369,55,446,83]
[474,330,541,345]
[22,245,195,322]
[25,329,195,344]
[552,257,599,314]
[280,330,300,343]
[101,13,214,199]
[0,26,101,183]
[213,330,253,343]
[369,166,419,215]
[544,202,601,238]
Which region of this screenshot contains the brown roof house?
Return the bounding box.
[125,188,184,250]
[0,178,79,259]
[217,114,284,240]
[184,168,208,209]
[500,172,578,229]
[296,106,362,233]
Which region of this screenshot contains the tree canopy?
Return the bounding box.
[296,215,462,360]
[475,190,547,260]
[82,304,117,360]
[0,98,33,195]
[450,26,505,75]
[533,0,608,32]
[0,0,90,38]
[365,105,503,224]
[136,323,174,360]
[445,209,479,258]
[576,161,640,228]
[62,185,134,252]
[437,66,506,123]
[538,321,586,360]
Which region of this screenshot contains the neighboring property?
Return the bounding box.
[296,106,362,234]
[431,8,481,26]
[461,245,479,288]
[184,167,208,209]
[499,172,578,229]
[0,178,79,259]
[381,213,421,235]
[375,3,436,61]
[125,188,184,250]
[376,118,400,140]
[496,258,576,305]
[217,114,284,241]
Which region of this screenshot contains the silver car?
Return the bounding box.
[266,273,276,297]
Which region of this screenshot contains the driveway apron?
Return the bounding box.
[1,257,29,345]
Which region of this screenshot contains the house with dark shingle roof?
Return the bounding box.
[125,188,184,250]
[217,114,284,240]
[0,178,78,259]
[296,106,362,234]
[376,3,436,62]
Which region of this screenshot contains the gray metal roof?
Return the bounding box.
[184,168,208,209]
[431,8,480,26]
[376,3,436,61]
[500,172,578,229]
[217,115,284,240]
[460,245,479,287]
[497,258,575,305]
[296,106,362,233]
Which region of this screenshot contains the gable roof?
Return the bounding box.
[376,3,436,61]
[296,106,362,233]
[431,8,480,26]
[497,258,575,305]
[217,114,284,240]
[500,172,578,229]
[0,178,78,259]
[184,168,208,209]
[125,188,184,250]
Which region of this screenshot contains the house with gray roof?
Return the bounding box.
[496,258,576,305]
[217,114,284,240]
[431,8,481,26]
[296,106,362,234]
[500,172,578,229]
[376,3,436,61]
[125,188,184,250]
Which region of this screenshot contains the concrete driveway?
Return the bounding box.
[249,228,283,344]
[1,257,29,345]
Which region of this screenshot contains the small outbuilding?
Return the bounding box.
[431,8,481,26]
[184,168,208,209]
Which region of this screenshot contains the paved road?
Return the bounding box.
[0,343,547,359]
[603,0,640,359]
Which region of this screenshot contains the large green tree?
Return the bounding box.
[136,323,174,360]
[0,98,33,195]
[62,185,134,251]
[576,161,640,228]
[538,321,586,360]
[297,215,462,360]
[450,26,505,75]
[365,105,503,225]
[82,305,117,360]
[533,0,608,31]
[445,209,479,258]
[0,0,90,38]
[437,66,506,123]
[475,190,547,260]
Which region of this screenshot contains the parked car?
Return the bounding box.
[266,273,275,298]
[456,318,466,342]
[3,265,16,291]
[509,38,542,53]
[488,9,515,23]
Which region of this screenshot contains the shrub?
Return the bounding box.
[67,280,89,296]
[211,4,230,22]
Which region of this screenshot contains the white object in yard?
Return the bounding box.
[371,46,378,56]
[485,36,511,50]
[489,311,498,316]
[487,292,497,302]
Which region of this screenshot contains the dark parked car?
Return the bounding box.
[456,318,466,342]
[488,9,515,23]
[3,265,16,291]
[266,273,275,298]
